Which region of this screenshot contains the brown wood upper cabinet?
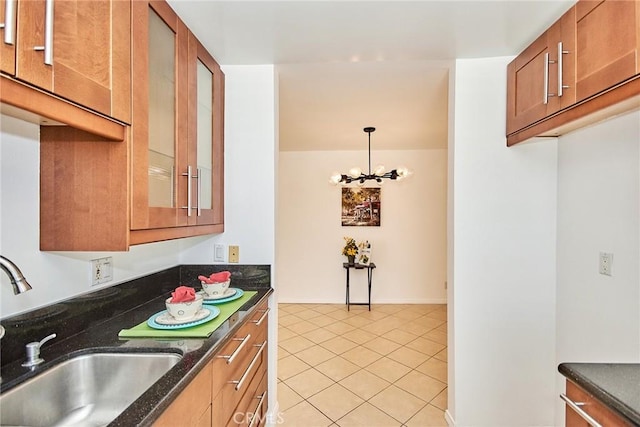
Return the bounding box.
[506,0,640,146]
[506,6,575,136]
[574,0,640,102]
[0,0,131,124]
[130,0,224,246]
[38,0,224,251]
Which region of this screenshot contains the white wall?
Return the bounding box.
[449,57,558,426]
[277,149,447,304]
[555,110,640,425]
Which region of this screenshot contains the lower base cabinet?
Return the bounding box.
[154,300,269,427]
[563,381,632,427]
[153,363,213,427]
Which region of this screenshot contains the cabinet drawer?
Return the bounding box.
[215,337,267,425]
[563,381,632,427]
[213,301,269,426]
[213,314,266,392]
[227,368,267,427]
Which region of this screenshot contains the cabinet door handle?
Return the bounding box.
[218,334,251,365]
[231,340,266,391]
[557,42,570,97]
[248,392,267,427]
[33,0,53,65]
[196,167,201,216]
[543,52,550,105]
[251,308,270,327]
[0,0,16,45]
[543,52,557,105]
[560,393,603,427]
[181,165,193,216]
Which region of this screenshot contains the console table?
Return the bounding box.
[343,262,376,311]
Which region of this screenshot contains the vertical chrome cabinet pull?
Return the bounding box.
[0,0,16,45]
[231,340,267,391]
[251,308,270,327]
[557,42,569,97]
[34,0,54,65]
[181,165,192,216]
[543,52,550,105]
[559,393,603,427]
[196,167,201,216]
[543,51,557,105]
[217,334,251,365]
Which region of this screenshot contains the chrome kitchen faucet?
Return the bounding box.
[0,255,33,294]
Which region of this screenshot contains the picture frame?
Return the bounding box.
[341,188,381,227]
[357,242,372,266]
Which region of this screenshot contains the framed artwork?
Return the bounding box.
[341,188,381,227]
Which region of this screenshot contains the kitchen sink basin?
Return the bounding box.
[0,351,182,427]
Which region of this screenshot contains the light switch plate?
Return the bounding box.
[229,245,239,263]
[214,244,225,262]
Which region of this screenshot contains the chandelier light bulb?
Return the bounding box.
[396,166,409,179]
[373,164,385,176]
[329,172,342,185]
[348,167,362,179]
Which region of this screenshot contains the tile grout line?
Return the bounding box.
[278,303,448,426]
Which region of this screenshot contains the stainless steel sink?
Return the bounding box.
[0,352,182,427]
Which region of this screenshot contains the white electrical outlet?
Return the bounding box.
[599,252,613,276]
[92,257,113,286]
[214,244,225,262]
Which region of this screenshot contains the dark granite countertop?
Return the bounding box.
[0,264,273,427]
[558,363,640,426]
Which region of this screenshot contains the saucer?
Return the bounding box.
[200,288,244,304]
[200,287,236,300]
[148,307,220,329]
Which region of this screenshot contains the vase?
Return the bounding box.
[347,255,355,265]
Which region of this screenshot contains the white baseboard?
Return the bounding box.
[277,298,447,304]
[445,409,455,426]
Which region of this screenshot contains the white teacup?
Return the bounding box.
[165,294,203,321]
[201,279,230,297]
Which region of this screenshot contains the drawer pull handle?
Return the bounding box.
[252,308,270,327]
[231,340,266,391]
[218,334,251,365]
[248,392,267,427]
[560,393,602,427]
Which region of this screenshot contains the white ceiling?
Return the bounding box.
[168,0,575,151]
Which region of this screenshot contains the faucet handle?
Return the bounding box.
[22,333,56,367]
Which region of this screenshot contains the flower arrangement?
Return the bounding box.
[342,236,358,257]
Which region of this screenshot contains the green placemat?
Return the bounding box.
[118,291,257,339]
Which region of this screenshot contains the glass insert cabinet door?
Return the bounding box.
[188,35,224,227]
[131,1,189,230]
[131,1,223,233]
[147,9,175,209]
[196,59,213,213]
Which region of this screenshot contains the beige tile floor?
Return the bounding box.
[277,303,448,427]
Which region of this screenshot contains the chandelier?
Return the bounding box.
[329,127,410,186]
